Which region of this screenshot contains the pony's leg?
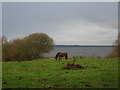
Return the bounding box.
[64,56,66,60]
[59,57,61,61]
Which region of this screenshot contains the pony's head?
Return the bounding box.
[55,52,61,60]
[65,54,68,59]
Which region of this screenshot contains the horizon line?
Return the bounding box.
[54,44,114,45]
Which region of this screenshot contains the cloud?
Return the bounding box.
[48,20,118,45]
[0,2,2,36]
[2,2,118,45]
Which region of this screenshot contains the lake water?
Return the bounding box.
[44,46,113,58]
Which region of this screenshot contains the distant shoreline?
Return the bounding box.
[54,45,114,47]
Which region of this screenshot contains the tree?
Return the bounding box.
[2,41,11,61]
[2,35,8,44]
[2,33,54,61]
[24,33,54,59]
[6,38,25,61]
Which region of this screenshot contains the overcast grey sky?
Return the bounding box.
[2,2,118,45]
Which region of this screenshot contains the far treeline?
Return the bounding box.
[1,33,54,61]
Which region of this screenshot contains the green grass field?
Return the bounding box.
[2,58,118,88]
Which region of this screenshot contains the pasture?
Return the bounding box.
[2,58,118,88]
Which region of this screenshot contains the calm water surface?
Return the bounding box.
[44,46,113,58]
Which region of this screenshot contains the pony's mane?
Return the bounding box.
[55,52,61,58]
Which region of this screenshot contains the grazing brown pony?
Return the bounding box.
[55,52,68,60]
